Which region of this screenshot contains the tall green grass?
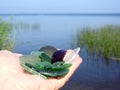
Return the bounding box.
[77,25,120,60]
[0,18,15,50]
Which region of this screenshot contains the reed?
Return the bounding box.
[0,18,15,50]
[77,25,120,60]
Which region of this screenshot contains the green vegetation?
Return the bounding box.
[0,18,15,50]
[77,25,120,60]
[13,21,40,30]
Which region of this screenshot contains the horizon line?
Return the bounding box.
[0,13,120,16]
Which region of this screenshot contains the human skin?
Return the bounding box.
[0,50,82,90]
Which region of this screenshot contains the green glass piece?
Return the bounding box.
[35,61,52,70]
[62,63,72,68]
[20,55,41,65]
[19,47,73,78]
[39,52,51,63]
[52,61,72,70]
[39,46,57,58]
[25,62,69,77]
[40,68,69,77]
[30,51,43,56]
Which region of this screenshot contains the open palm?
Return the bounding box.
[0,50,82,90]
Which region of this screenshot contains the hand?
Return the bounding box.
[0,50,82,90]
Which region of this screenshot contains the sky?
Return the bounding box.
[0,0,120,14]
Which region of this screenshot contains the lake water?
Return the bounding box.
[1,14,120,90]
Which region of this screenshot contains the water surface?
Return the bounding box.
[1,14,120,90]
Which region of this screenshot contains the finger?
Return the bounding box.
[58,55,82,86]
[50,50,82,90]
[0,50,22,58]
[13,53,23,57]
